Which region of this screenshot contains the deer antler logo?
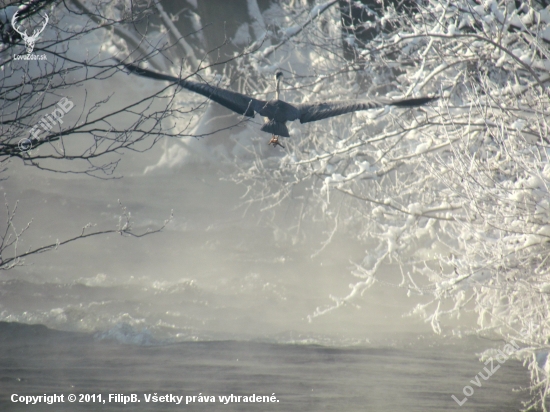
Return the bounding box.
[11,11,49,54]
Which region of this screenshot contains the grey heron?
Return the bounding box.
[117,61,436,148]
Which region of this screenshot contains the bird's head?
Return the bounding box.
[275,71,283,81]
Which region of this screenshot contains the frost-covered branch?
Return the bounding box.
[0,196,172,271]
[231,1,550,408]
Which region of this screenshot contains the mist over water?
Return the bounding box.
[2,156,436,345]
[0,1,538,410]
[0,142,531,411]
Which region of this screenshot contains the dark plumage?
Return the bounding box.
[117,61,437,147]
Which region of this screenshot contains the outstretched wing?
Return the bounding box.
[118,62,266,118]
[297,96,437,124]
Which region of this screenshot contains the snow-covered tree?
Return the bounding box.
[232,1,550,409]
[2,0,549,407]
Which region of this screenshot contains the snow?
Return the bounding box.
[511,119,526,131]
[73,0,550,406]
[309,1,336,19]
[5,3,550,408]
[525,175,543,189]
[280,25,301,38]
[407,203,424,215]
[415,140,432,154]
[447,24,456,35]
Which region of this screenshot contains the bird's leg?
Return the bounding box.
[268,134,285,148]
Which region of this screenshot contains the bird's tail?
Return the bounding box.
[260,120,290,137]
[389,96,438,107]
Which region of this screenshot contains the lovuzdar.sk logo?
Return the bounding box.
[11,10,48,60]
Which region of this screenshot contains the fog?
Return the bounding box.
[0,0,540,410]
[3,150,439,344]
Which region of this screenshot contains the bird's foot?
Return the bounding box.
[268,135,285,148]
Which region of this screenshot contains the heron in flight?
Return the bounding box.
[117,61,436,148]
